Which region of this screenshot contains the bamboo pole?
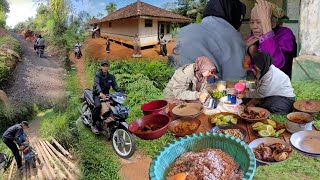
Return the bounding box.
[51,139,71,158]
[33,142,51,180]
[35,140,56,180]
[45,141,80,176]
[43,141,76,180]
[7,159,15,180]
[39,140,67,180]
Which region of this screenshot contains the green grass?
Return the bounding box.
[254,152,320,180]
[78,126,121,180]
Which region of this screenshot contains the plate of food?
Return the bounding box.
[249,138,293,164]
[239,106,270,122]
[251,119,286,138]
[208,112,241,126]
[293,100,320,114]
[171,103,203,118]
[168,117,201,137]
[211,124,247,141]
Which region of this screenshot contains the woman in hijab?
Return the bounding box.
[240,52,295,114]
[175,0,247,81]
[246,0,297,79]
[164,56,216,104]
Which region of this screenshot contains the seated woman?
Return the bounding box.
[164,56,216,104]
[246,0,297,79]
[241,52,295,114]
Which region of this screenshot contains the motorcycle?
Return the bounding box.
[80,90,135,159]
[17,133,40,168]
[74,46,82,59]
[36,45,45,58]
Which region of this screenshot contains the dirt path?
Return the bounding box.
[71,40,153,180]
[3,33,65,107]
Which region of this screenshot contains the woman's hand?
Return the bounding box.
[199,92,209,103]
[246,36,259,48]
[256,0,272,34]
[246,99,260,107]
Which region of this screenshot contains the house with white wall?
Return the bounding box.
[99,0,190,47]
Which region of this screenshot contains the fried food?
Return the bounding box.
[253,143,292,162]
[241,106,266,119]
[173,121,198,133]
[137,124,163,132]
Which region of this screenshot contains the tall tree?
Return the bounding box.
[97,12,104,17]
[162,2,178,11]
[0,0,9,27]
[0,0,9,13]
[105,2,117,15]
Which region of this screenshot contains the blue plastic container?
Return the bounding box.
[149,132,256,180]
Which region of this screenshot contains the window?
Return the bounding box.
[109,22,112,28]
[166,23,171,34]
[145,19,153,27]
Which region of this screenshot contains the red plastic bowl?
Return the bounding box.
[141,100,168,116]
[128,114,170,140]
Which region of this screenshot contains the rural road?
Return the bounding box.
[4,33,65,107]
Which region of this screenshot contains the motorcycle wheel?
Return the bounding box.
[38,51,42,58]
[81,102,93,126]
[112,128,135,159]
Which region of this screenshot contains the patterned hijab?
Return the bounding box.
[194,56,215,91]
[270,2,289,23]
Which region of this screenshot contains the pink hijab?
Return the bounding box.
[194,56,215,91]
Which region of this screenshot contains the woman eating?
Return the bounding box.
[164,56,216,104]
[240,52,295,114]
[246,0,297,79]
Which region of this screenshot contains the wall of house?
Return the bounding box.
[100,18,139,44]
[138,18,173,46]
[100,17,175,47]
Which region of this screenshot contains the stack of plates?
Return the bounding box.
[290,130,320,158]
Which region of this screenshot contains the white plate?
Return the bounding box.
[248,138,292,164]
[219,96,242,106]
[290,130,320,155]
[290,142,320,158]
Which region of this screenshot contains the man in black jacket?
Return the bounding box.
[91,60,123,134]
[2,121,29,170]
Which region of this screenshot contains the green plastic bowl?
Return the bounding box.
[149,132,256,180]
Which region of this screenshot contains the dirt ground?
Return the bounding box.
[3,33,65,107]
[86,37,175,60]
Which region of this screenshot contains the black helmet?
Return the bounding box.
[100,60,109,66]
[38,34,42,38]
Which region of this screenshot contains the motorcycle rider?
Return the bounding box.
[91,60,123,134]
[74,41,82,58]
[34,34,45,53]
[2,121,29,171]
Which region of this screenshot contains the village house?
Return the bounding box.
[98,0,190,47]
